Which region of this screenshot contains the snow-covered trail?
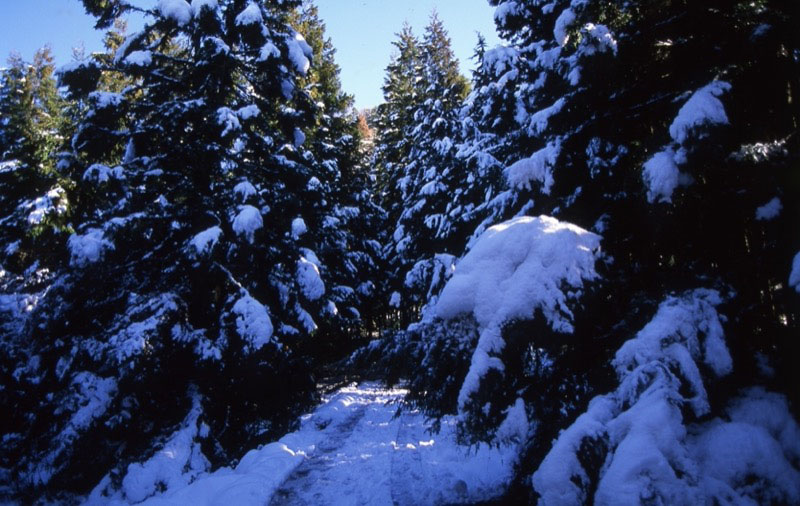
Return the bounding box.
[270,383,514,505]
[131,383,517,506]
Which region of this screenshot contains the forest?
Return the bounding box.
[0,0,798,504]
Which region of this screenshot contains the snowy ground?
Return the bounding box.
[95,383,517,505]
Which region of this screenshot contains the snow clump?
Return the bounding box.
[232,294,274,352]
[232,205,263,243]
[158,0,192,25]
[68,228,114,267]
[432,216,601,411]
[755,197,782,221]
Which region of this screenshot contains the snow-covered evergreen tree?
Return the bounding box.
[289,1,386,356]
[387,13,469,317]
[0,51,71,472]
[0,1,349,501]
[374,0,800,502]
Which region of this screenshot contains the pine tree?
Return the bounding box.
[1,1,344,500]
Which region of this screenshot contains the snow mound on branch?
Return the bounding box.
[531,290,799,505]
[504,141,560,194]
[89,91,124,109]
[233,181,256,200]
[435,215,600,330]
[755,197,782,221]
[790,252,800,293]
[642,149,680,203]
[216,107,241,137]
[432,216,601,411]
[232,294,274,352]
[124,51,152,67]
[158,0,192,25]
[291,217,307,239]
[286,33,312,76]
[232,205,262,243]
[235,2,262,26]
[670,81,731,144]
[297,255,324,301]
[68,228,114,267]
[83,163,124,183]
[189,226,222,255]
[120,396,208,503]
[554,7,576,46]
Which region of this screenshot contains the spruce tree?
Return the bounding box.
[388,13,469,316]
[386,0,800,501]
[289,1,386,357]
[371,23,423,326]
[0,47,70,344]
[1,1,342,501]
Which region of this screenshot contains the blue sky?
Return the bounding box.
[0,0,502,109]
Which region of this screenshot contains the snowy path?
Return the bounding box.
[133,383,517,506]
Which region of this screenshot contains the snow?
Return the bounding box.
[526,98,564,136]
[293,127,306,147]
[755,196,782,221]
[528,289,798,505]
[669,81,731,144]
[790,251,800,293]
[613,289,731,416]
[432,216,600,411]
[236,104,260,120]
[90,91,124,109]
[297,255,325,301]
[291,217,307,239]
[158,0,192,26]
[233,181,257,200]
[584,23,617,54]
[68,228,114,267]
[234,2,262,26]
[504,141,560,194]
[216,107,241,137]
[83,163,124,183]
[109,294,180,363]
[494,1,522,25]
[189,226,222,255]
[258,42,280,61]
[124,51,152,67]
[296,304,318,333]
[389,291,401,308]
[0,159,20,173]
[554,8,576,46]
[495,397,530,444]
[691,388,800,504]
[99,383,517,505]
[232,205,263,243]
[31,372,117,487]
[642,148,680,203]
[286,33,312,76]
[88,394,208,505]
[232,294,274,352]
[191,0,218,17]
[25,187,66,226]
